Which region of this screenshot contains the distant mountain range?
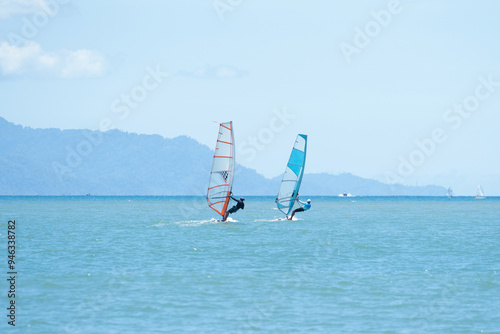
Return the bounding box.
[0,117,446,196]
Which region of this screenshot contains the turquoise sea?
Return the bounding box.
[0,196,499,333]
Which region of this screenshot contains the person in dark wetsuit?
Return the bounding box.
[288,198,311,220]
[222,195,245,221]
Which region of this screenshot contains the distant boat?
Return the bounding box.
[207,121,235,220]
[275,134,307,218]
[475,185,485,199]
[338,192,353,197]
[447,187,454,198]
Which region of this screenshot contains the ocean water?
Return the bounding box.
[0,196,499,333]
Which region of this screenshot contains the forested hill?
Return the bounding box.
[0,117,446,196]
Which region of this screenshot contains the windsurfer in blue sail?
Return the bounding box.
[222,194,245,221]
[288,197,311,220]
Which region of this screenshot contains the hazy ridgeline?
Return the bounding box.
[0,117,445,196]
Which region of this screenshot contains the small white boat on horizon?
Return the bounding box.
[475,185,486,199]
[338,192,354,197]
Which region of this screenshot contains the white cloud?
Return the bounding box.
[0,0,49,19]
[60,49,106,78]
[0,40,42,73]
[0,41,106,78]
[216,66,238,78]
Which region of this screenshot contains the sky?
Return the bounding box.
[1,0,500,195]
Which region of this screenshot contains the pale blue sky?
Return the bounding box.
[1,0,499,195]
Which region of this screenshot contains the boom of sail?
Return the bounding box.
[207,122,235,218]
[275,134,307,216]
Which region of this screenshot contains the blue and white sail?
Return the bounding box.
[275,134,307,216]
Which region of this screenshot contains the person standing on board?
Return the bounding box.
[222,194,245,221]
[288,198,311,220]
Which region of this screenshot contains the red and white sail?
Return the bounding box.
[207,122,235,217]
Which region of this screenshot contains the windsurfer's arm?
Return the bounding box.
[295,193,304,205]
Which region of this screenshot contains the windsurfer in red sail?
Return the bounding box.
[222,193,245,221]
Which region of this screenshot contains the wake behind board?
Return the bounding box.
[215,217,237,223]
[276,217,299,221]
